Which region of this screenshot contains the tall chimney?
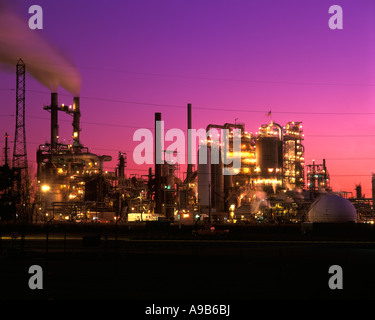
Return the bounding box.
[73,97,81,149]
[154,112,162,215]
[51,92,58,150]
[187,103,192,178]
[117,152,125,181]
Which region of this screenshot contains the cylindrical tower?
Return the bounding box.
[72,97,81,149]
[51,92,58,150]
[198,146,211,208]
[256,137,280,171]
[154,112,162,215]
[211,147,224,211]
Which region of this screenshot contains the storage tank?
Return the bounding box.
[308,194,357,223]
[256,137,280,170]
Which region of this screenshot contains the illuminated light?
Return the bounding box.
[243,158,256,164]
[41,184,50,192]
[183,214,189,218]
[73,132,78,138]
[253,179,282,185]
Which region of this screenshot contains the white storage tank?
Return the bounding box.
[308,194,357,223]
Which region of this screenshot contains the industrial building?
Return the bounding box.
[30,96,348,225]
[306,159,330,192]
[36,92,118,221]
[2,60,375,226]
[196,120,308,223]
[31,92,314,224]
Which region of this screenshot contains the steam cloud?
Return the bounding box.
[0,1,81,95]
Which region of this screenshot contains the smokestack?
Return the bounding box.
[155,112,162,215]
[187,103,192,178]
[72,96,81,150]
[117,152,125,181]
[51,92,58,150]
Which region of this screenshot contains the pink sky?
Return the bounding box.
[0,0,375,197]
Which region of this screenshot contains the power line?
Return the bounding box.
[18,114,375,140]
[9,61,375,88]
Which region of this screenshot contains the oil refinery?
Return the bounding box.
[1,61,375,226]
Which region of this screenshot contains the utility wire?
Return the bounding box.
[8,61,375,88]
[17,114,375,139]
[1,88,374,116]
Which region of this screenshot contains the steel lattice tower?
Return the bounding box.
[12,58,28,176]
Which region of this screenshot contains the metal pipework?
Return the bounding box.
[270,121,283,140]
[224,123,245,133]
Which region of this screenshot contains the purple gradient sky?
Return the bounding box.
[1,0,375,196]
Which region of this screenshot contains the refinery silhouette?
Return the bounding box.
[1,0,375,303]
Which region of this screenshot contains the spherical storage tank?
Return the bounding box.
[308,194,357,223]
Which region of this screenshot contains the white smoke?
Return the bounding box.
[0,1,81,95]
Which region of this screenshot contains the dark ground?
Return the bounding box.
[1,222,375,301]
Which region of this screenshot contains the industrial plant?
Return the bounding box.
[1,59,375,226]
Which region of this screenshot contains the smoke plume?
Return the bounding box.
[0,1,81,95]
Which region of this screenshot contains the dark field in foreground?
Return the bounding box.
[1,222,375,300]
